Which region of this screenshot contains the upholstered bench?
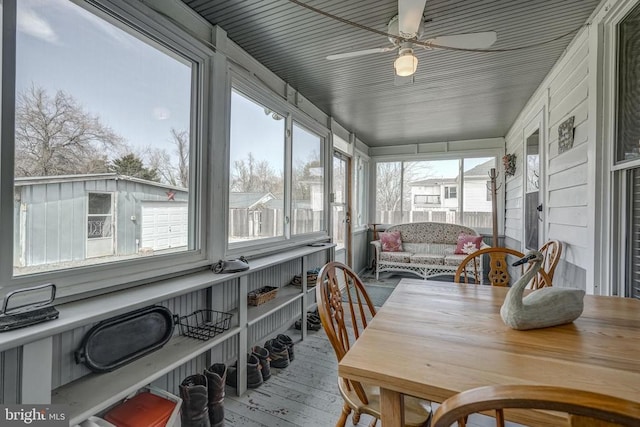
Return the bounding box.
[370,222,487,280]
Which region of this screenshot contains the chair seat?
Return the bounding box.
[338,377,432,427]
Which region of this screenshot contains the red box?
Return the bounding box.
[104,391,176,427]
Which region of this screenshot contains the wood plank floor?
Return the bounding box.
[223,327,521,427]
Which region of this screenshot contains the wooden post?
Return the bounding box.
[489,168,499,246]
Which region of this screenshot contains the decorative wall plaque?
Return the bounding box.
[558,116,575,154]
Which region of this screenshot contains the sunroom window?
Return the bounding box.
[229,89,285,245]
[10,0,194,277]
[375,157,496,231]
[291,122,325,235]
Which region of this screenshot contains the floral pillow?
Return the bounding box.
[380,231,404,252]
[454,233,483,254]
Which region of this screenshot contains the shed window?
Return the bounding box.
[87,193,113,239]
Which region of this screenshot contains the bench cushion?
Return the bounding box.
[410,254,445,265]
[379,251,412,263]
[444,254,469,266]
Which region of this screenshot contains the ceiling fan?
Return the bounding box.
[326,0,497,77]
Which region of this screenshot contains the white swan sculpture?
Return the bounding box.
[500,251,585,331]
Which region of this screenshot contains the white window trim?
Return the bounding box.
[225,71,330,258]
[371,150,503,234]
[0,0,213,301]
[596,0,640,296]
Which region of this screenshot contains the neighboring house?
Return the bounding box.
[13,174,188,270]
[229,190,324,240]
[228,192,277,239]
[408,160,494,225]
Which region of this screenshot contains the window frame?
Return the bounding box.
[0,0,213,301]
[225,71,330,258]
[444,186,457,199]
[290,119,329,238]
[372,151,502,234]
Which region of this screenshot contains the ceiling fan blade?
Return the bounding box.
[398,0,428,37]
[425,31,498,49]
[326,46,397,60]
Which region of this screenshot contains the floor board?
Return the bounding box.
[224,329,377,427]
[222,305,523,427]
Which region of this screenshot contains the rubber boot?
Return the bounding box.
[264,339,290,368]
[225,354,264,389]
[179,374,211,427]
[204,363,227,427]
[276,334,295,362]
[252,346,271,381]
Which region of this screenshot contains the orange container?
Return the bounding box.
[104,391,176,427]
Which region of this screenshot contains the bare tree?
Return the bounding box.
[15,86,123,177]
[171,129,189,188]
[231,152,282,193]
[376,162,404,212]
[146,128,190,188]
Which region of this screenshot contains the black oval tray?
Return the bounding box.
[74,305,174,373]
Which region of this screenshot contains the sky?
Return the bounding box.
[16,0,192,157]
[15,0,493,178]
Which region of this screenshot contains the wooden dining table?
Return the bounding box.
[338,279,640,426]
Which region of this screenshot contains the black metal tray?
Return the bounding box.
[75,305,174,373]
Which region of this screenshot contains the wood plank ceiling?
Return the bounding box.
[182,0,601,148]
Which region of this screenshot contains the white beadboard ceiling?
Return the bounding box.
[181,0,601,147]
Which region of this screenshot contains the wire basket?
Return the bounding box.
[174,309,233,341]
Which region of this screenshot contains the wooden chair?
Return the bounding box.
[316,261,432,427]
[454,247,553,287]
[527,239,563,289]
[431,385,640,427]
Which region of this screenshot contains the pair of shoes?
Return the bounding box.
[289,275,302,287]
[179,363,227,427]
[251,345,271,381]
[264,334,294,368]
[226,354,264,389]
[294,311,322,331]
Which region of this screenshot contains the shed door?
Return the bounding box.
[87,192,114,258]
[141,202,188,251]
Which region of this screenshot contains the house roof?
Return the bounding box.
[229,192,275,209]
[409,177,456,186]
[14,173,188,192]
[464,159,495,177]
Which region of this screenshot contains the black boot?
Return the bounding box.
[252,346,271,381]
[264,339,290,368]
[276,334,294,362]
[225,354,264,389]
[179,374,211,427]
[204,363,227,427]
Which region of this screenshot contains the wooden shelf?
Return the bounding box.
[247,285,302,326]
[52,325,241,425]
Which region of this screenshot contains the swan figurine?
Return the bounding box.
[500,251,585,330]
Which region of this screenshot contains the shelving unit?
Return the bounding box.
[247,285,302,326]
[52,326,241,425]
[3,243,334,425]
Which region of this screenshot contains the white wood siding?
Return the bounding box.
[505,29,591,290]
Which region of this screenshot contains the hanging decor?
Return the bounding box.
[503,154,517,177]
[558,116,575,154]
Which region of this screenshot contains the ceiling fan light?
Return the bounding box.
[394,52,418,76]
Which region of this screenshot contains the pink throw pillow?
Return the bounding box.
[380,231,404,252]
[454,234,483,254]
